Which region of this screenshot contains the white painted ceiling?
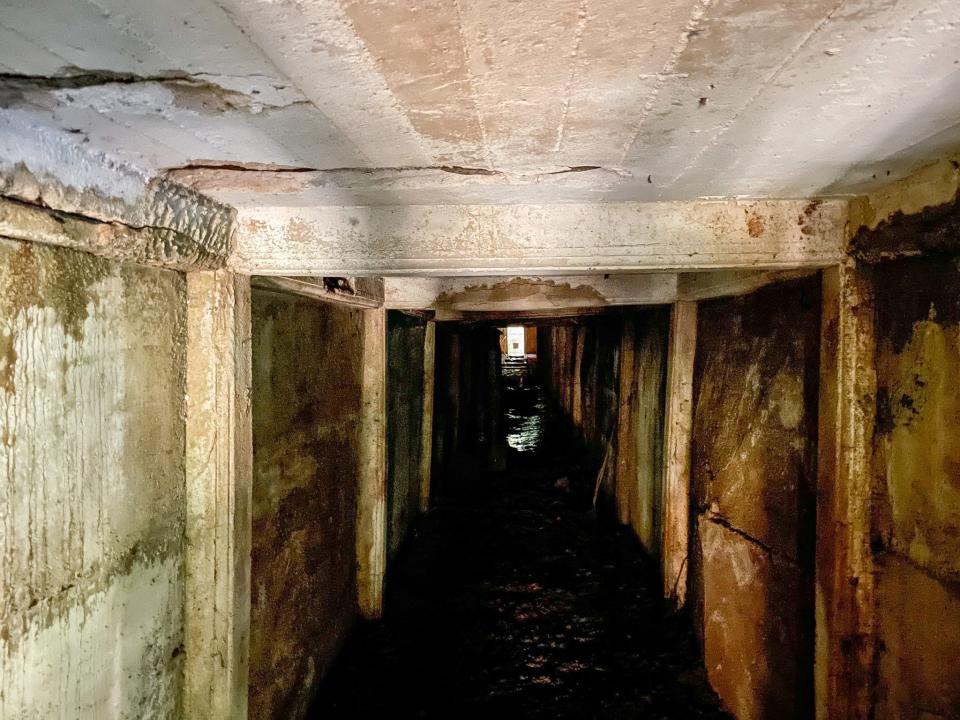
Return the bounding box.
[1,0,958,206]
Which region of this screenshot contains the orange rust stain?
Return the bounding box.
[746,212,765,238]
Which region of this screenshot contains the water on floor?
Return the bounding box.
[504,380,547,453]
[309,379,729,719]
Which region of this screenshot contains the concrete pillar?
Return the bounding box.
[662,300,697,607]
[418,321,436,513]
[184,271,253,720]
[357,307,387,619]
[815,262,876,720]
[571,326,586,430]
[616,317,637,526]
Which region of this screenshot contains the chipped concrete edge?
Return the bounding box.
[0,119,235,270]
[848,155,960,238]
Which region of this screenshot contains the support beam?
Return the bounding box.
[571,327,587,431]
[385,274,678,312]
[815,262,876,720]
[615,317,637,526]
[251,275,384,309]
[357,307,388,619]
[418,321,436,513]
[230,200,847,276]
[184,271,253,720]
[662,300,697,607]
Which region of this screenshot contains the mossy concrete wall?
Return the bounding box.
[689,277,820,720]
[0,238,187,718]
[387,311,426,559]
[871,256,960,719]
[249,289,364,720]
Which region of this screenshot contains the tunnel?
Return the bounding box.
[242,273,818,719]
[3,2,960,719]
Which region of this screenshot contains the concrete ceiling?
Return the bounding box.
[0,0,958,208]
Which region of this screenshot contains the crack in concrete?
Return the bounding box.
[701,507,780,559]
[0,69,307,112]
[0,69,198,91]
[168,163,610,177]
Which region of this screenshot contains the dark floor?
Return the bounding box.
[310,380,730,719]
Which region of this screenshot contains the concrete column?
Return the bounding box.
[616,317,637,526]
[815,262,876,720]
[661,301,697,607]
[571,326,587,430]
[184,271,253,720]
[357,307,388,619]
[418,321,436,513]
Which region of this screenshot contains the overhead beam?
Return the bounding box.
[230,199,847,276]
[251,276,384,308]
[385,274,678,313]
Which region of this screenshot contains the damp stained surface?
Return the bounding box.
[504,372,547,453]
[310,381,730,719]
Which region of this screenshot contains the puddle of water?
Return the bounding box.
[505,397,546,452]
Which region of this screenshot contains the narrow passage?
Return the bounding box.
[311,381,730,719]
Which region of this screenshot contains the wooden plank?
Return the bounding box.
[418,321,436,513]
[183,271,253,720]
[231,199,847,276]
[357,307,388,619]
[815,262,876,720]
[615,317,637,526]
[661,300,697,607]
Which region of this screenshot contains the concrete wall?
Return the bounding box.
[871,256,960,718]
[689,277,820,720]
[0,239,187,718]
[387,311,426,559]
[249,289,364,720]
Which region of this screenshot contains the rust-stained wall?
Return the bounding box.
[387,311,426,559]
[871,256,960,719]
[249,289,364,720]
[0,239,187,718]
[689,277,820,720]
